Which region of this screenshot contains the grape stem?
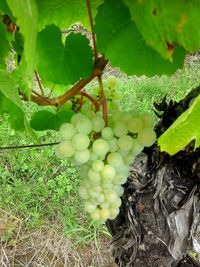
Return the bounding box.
[98,75,108,125]
[34,70,44,96]
[77,91,99,112]
[21,56,108,107]
[86,0,98,61]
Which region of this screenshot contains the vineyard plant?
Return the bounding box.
[1,0,200,266]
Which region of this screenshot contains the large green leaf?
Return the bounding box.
[0,69,25,130]
[125,0,200,60]
[0,21,10,66]
[36,0,103,30]
[94,0,186,77]
[30,109,73,131]
[0,0,12,15]
[36,25,93,85]
[7,0,38,91]
[0,68,23,109]
[158,95,200,155]
[0,92,24,130]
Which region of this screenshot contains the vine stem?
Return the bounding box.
[86,0,98,61]
[32,90,54,105]
[0,142,59,150]
[98,75,108,125]
[26,56,107,107]
[34,70,44,95]
[77,91,99,111]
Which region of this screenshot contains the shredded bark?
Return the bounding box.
[106,86,200,267]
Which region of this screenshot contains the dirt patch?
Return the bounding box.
[0,222,117,267]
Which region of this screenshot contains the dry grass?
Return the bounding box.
[0,210,116,267]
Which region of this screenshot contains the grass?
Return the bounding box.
[0,55,200,266]
[118,55,200,113]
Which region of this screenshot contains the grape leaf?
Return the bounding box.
[94,0,186,76]
[0,0,12,16]
[0,21,10,65]
[0,92,24,130]
[30,109,73,131]
[36,0,103,30]
[7,0,38,92]
[158,95,200,155]
[36,25,93,85]
[0,68,23,109]
[125,0,200,60]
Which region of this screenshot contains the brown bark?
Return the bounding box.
[106,86,200,267]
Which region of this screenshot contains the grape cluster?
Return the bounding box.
[93,76,122,110]
[55,109,156,222]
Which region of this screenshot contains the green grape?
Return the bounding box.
[82,178,90,189]
[110,197,122,208]
[81,104,91,114]
[60,123,76,140]
[61,100,73,110]
[113,173,128,185]
[89,197,99,205]
[101,181,113,190]
[104,88,111,98]
[101,127,113,140]
[97,193,105,203]
[76,117,93,134]
[88,169,101,185]
[118,165,130,177]
[92,139,109,156]
[80,165,90,178]
[110,100,119,110]
[72,133,90,151]
[84,201,97,213]
[55,141,75,159]
[71,112,84,125]
[108,137,118,152]
[121,112,132,123]
[118,149,129,157]
[107,152,123,168]
[124,153,135,165]
[92,160,104,172]
[90,209,101,220]
[85,110,95,119]
[109,208,120,219]
[100,208,110,220]
[138,128,156,147]
[93,86,100,96]
[89,148,99,161]
[113,90,122,100]
[88,189,101,199]
[90,185,102,193]
[92,116,105,132]
[100,202,110,209]
[132,139,144,155]
[114,185,124,197]
[74,149,90,164]
[118,135,133,151]
[107,76,117,88]
[113,122,128,137]
[78,186,89,200]
[140,112,154,128]
[101,164,116,179]
[104,192,118,203]
[112,110,122,122]
[127,118,143,133]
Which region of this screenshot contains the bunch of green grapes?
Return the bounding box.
[92,76,121,110]
[55,108,156,222]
